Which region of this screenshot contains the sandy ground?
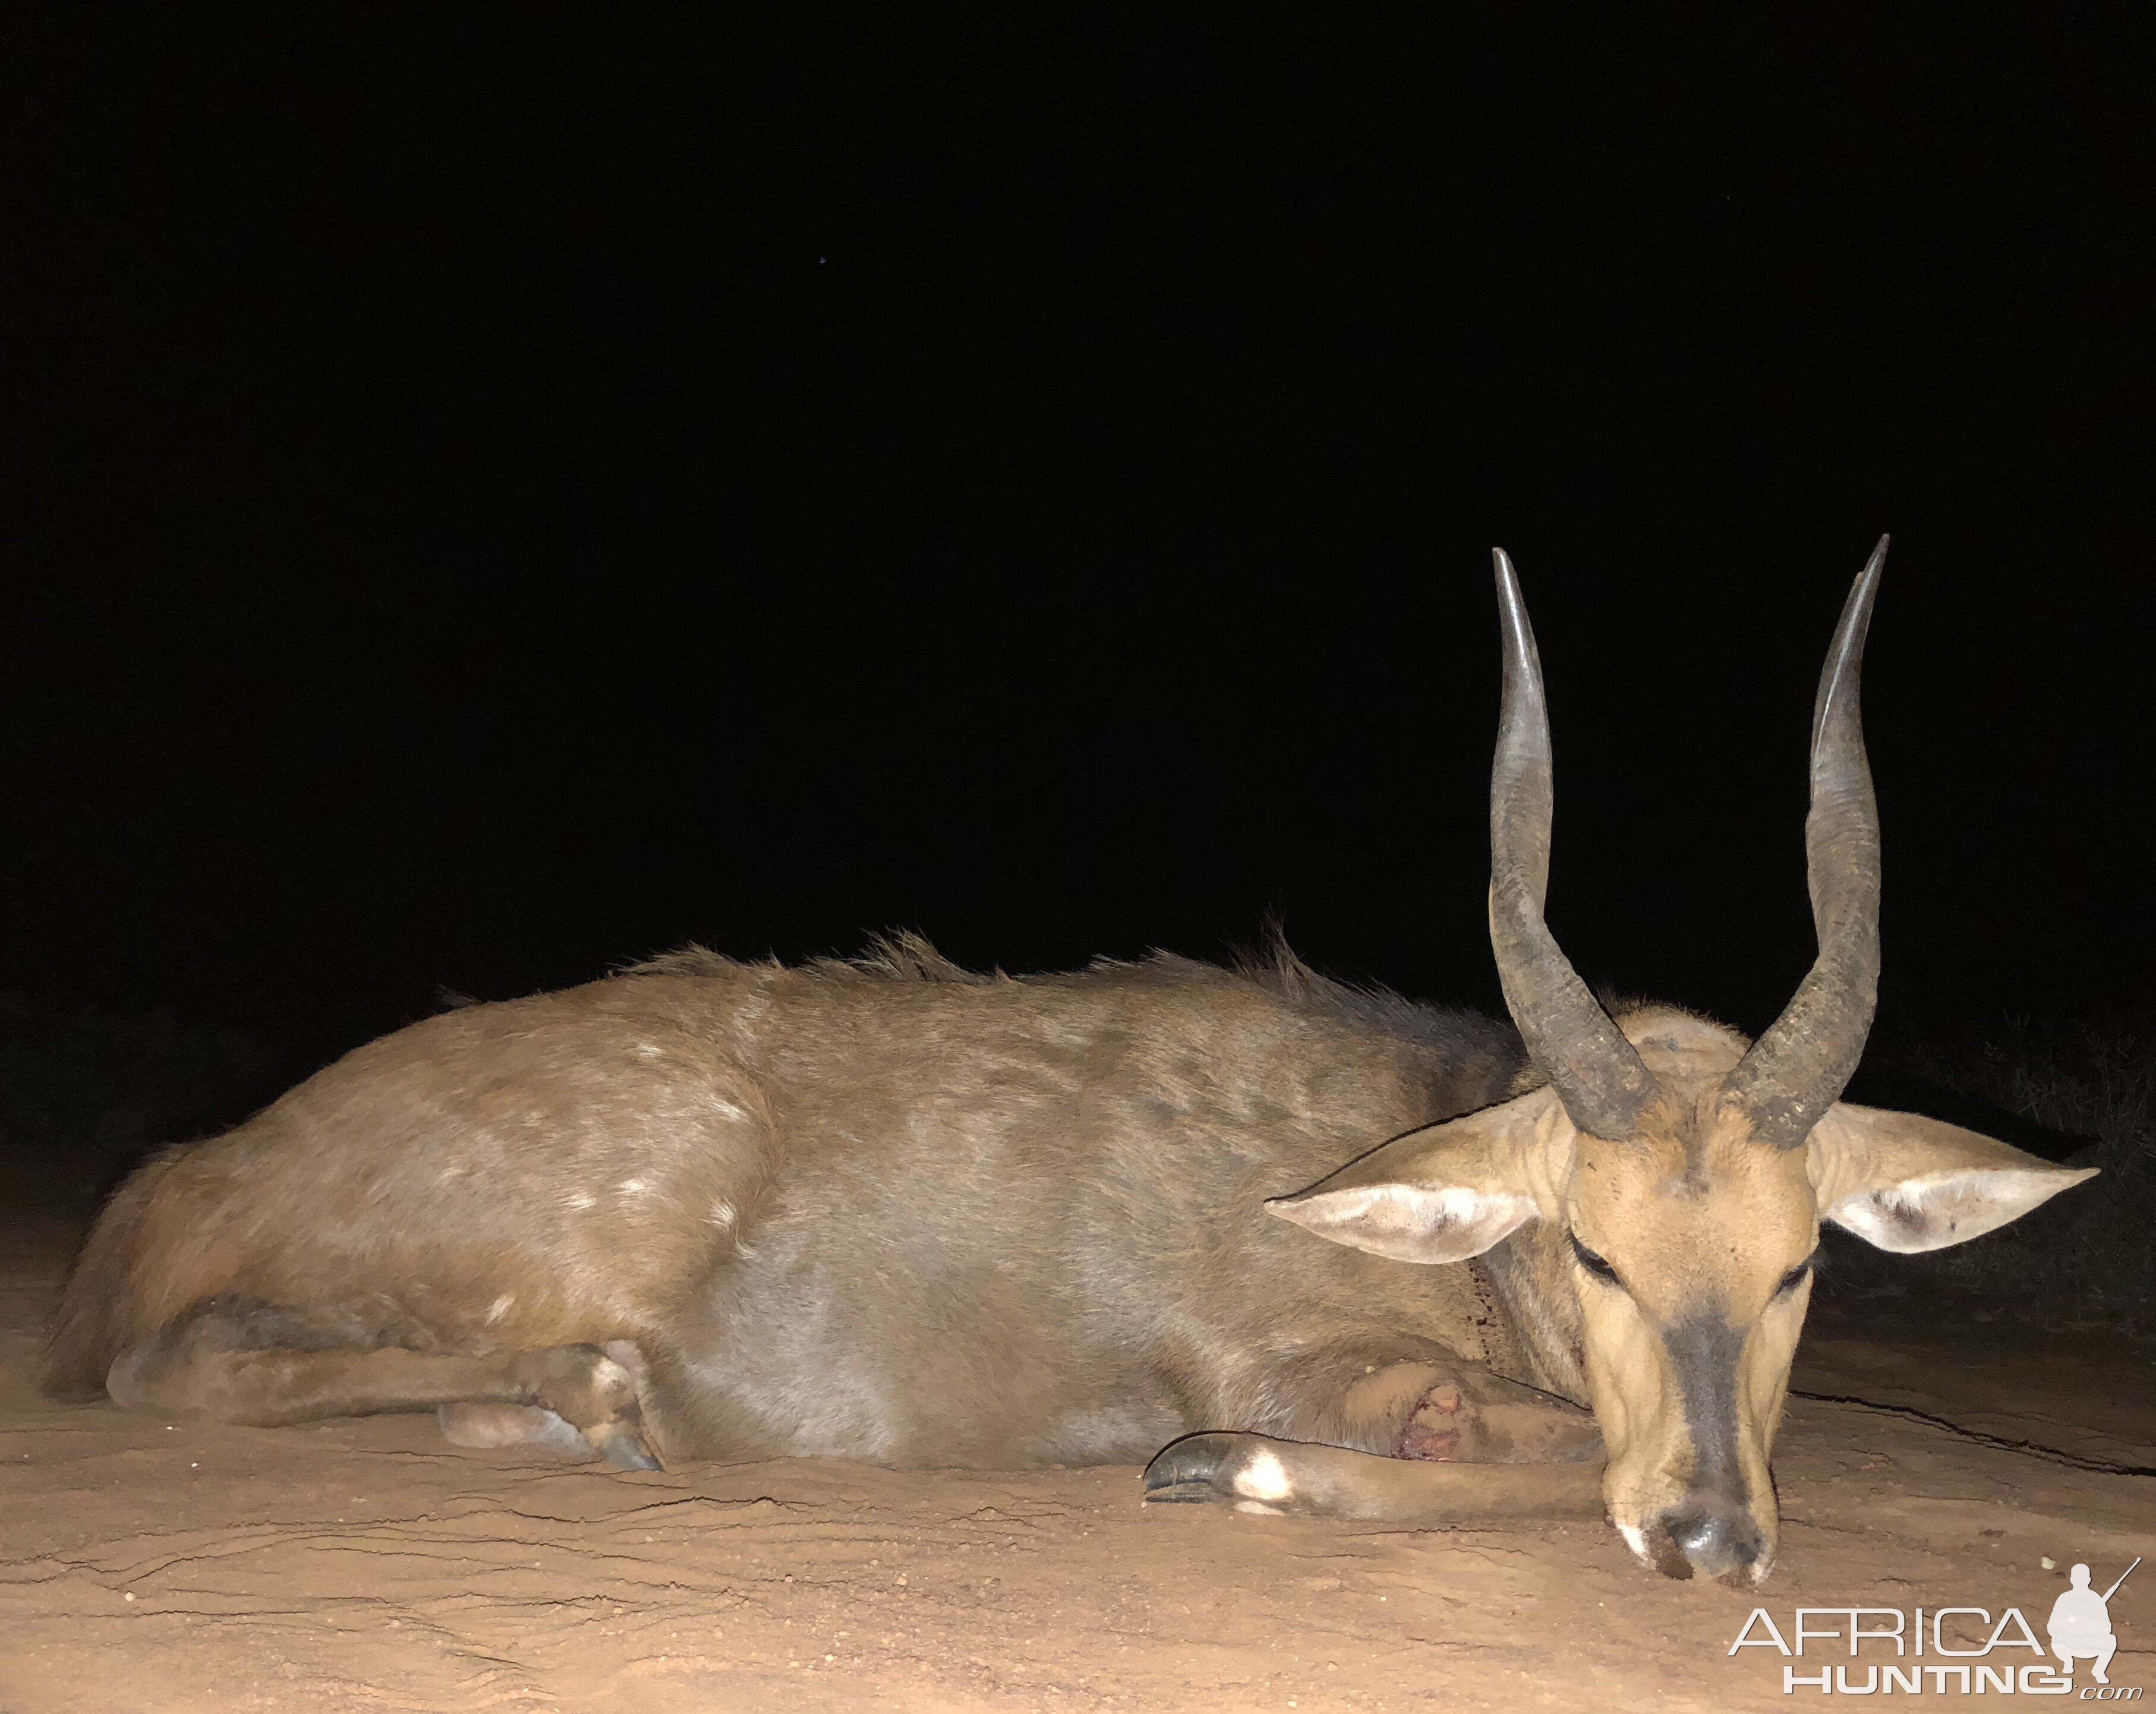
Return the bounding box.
[3,1212,2152,1713]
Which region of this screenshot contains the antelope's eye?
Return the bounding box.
[1775,1254,1818,1298]
[1568,1232,1622,1286]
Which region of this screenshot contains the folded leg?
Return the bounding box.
[1147,1343,1603,1522]
[106,1295,660,1470]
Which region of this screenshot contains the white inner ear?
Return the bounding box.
[1826,1167,2089,1255]
[1269,1183,1536,1265]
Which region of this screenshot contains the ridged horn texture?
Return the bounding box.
[1487,548,1660,1141]
[1719,536,1889,1148]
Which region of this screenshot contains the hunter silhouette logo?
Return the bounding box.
[2051,1559,2139,1687]
[1728,1557,2142,1697]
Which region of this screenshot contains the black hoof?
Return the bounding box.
[1142,1433,1238,1504]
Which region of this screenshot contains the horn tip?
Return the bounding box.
[1492,548,1523,608]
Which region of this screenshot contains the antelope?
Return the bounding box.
[43,539,2092,1582]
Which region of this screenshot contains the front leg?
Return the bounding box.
[1337,1358,1603,1464]
[1241,1347,1602,1463]
[1145,1352,1604,1522]
[1143,1431,1605,1523]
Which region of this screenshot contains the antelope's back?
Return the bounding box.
[638,948,1531,1463]
[46,943,1526,1444]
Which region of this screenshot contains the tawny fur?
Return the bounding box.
[45,935,1537,1466]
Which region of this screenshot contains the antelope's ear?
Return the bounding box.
[1807,1102,2098,1254]
[1267,1086,1572,1265]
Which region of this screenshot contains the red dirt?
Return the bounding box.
[4,1212,2152,1713]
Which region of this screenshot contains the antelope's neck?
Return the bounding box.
[1472,1226,1587,1404]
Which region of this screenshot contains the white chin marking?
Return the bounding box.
[1231,1447,1294,1503]
[1617,1522,1651,1563]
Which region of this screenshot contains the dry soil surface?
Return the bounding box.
[3,1214,2152,1714]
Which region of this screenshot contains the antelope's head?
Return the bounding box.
[1274,541,2094,1582]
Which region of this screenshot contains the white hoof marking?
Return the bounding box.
[1232,1446,1294,1503]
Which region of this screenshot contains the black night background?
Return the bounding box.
[5,14,2156,1707]
[4,8,2152,1122]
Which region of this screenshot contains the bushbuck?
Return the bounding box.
[45,539,2092,1582]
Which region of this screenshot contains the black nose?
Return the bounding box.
[1661,1507,1763,1580]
